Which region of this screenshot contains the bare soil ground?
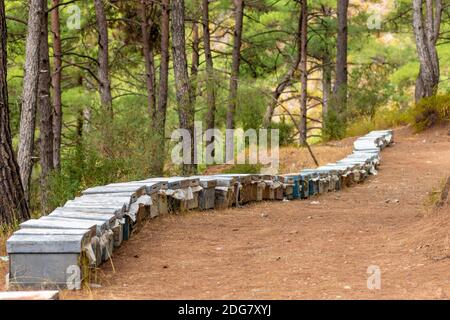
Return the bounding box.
[2,125,450,299]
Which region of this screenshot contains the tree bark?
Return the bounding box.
[51,0,62,171]
[171,0,196,175]
[322,56,332,125]
[94,0,113,118]
[190,20,199,104]
[226,0,244,130]
[262,1,302,128]
[299,0,308,145]
[333,0,348,115]
[38,0,54,213]
[150,0,170,175]
[0,0,30,224]
[413,0,442,102]
[202,0,216,154]
[18,0,44,201]
[139,0,156,118]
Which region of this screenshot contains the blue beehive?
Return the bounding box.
[280,174,301,199]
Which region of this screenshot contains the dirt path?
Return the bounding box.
[61,125,449,299]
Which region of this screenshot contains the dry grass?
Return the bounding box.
[203,141,354,175]
[0,227,15,291]
[278,144,353,174]
[424,176,450,210]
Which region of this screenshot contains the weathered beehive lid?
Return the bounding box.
[339,158,370,165]
[302,168,332,178]
[55,206,124,217]
[171,177,200,188]
[63,201,127,214]
[339,157,372,164]
[365,130,393,143]
[353,139,381,151]
[144,177,187,189]
[336,159,364,165]
[215,174,252,184]
[7,234,89,254]
[319,164,349,174]
[82,185,146,197]
[20,218,101,236]
[189,176,217,188]
[316,167,338,175]
[14,228,95,238]
[66,195,132,208]
[142,178,169,190]
[107,181,162,194]
[208,175,236,187]
[38,216,111,234]
[348,153,379,161]
[49,209,116,228]
[326,162,358,171]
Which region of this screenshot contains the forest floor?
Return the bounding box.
[2,124,450,299]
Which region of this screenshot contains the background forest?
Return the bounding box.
[0,0,449,224]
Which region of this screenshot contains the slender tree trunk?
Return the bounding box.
[322,56,332,125]
[190,20,199,103]
[38,0,54,213]
[226,0,244,131]
[171,0,196,175]
[94,0,113,118]
[299,0,308,145]
[202,0,216,155]
[151,0,170,175]
[18,0,44,201]
[413,0,442,102]
[333,0,348,116]
[262,2,302,128]
[51,0,62,171]
[225,0,244,163]
[139,0,156,117]
[0,0,30,224]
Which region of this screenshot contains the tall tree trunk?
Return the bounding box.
[94,0,113,118]
[38,0,54,213]
[262,2,302,128]
[94,0,114,156]
[171,0,196,175]
[299,0,308,145]
[18,0,44,201]
[413,0,442,102]
[202,0,216,155]
[322,56,332,125]
[333,0,348,116]
[190,20,199,103]
[226,0,244,131]
[225,0,244,163]
[151,0,170,175]
[0,0,30,224]
[139,0,156,117]
[51,0,62,171]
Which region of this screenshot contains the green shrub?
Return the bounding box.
[322,110,346,141]
[409,94,450,132]
[268,118,295,146]
[346,105,409,137]
[222,163,262,174]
